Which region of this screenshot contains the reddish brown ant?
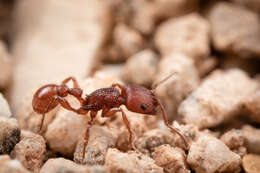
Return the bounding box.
[32,74,188,162]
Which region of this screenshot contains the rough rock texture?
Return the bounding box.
[155,13,210,60]
[129,0,198,34]
[135,129,172,156]
[104,148,164,173]
[207,2,260,58]
[0,93,11,117]
[113,24,144,59]
[0,155,30,173]
[242,125,260,154]
[154,52,200,121]
[178,69,258,129]
[245,90,260,123]
[11,130,46,173]
[153,144,190,173]
[187,135,241,173]
[45,72,122,156]
[123,49,158,86]
[220,129,247,157]
[10,0,114,112]
[0,117,20,154]
[74,125,117,165]
[0,41,12,88]
[135,122,198,156]
[242,154,260,173]
[40,158,106,173]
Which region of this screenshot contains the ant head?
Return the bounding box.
[57,85,69,97]
[124,72,176,115]
[125,85,158,115]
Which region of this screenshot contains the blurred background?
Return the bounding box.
[0,0,260,126]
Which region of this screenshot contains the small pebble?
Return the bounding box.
[155,13,210,60]
[187,135,241,173]
[130,0,198,34]
[40,158,106,173]
[0,155,30,173]
[0,117,20,154]
[104,148,164,173]
[113,23,144,59]
[242,154,260,173]
[178,69,258,128]
[220,129,247,157]
[242,125,260,154]
[10,130,46,172]
[153,144,190,173]
[122,49,158,86]
[207,2,260,58]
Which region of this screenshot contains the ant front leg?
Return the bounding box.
[61,77,85,105]
[56,96,88,115]
[101,107,136,150]
[157,101,189,149]
[62,76,80,88]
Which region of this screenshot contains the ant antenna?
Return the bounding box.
[152,72,177,91]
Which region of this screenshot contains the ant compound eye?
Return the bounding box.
[141,104,147,111]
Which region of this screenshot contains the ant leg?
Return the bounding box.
[56,96,88,115]
[111,83,126,91]
[101,107,136,150]
[61,76,80,88]
[37,114,45,133]
[157,101,189,149]
[101,107,110,128]
[61,77,86,105]
[68,88,85,105]
[82,111,96,163]
[37,98,57,133]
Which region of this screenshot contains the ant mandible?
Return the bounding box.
[32,74,188,163]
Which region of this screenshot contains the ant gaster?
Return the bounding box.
[32,74,188,163]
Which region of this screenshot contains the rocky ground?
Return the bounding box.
[0,0,260,173]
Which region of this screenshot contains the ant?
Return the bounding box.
[32,74,188,163]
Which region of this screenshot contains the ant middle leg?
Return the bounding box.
[82,111,96,163]
[101,107,136,150]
